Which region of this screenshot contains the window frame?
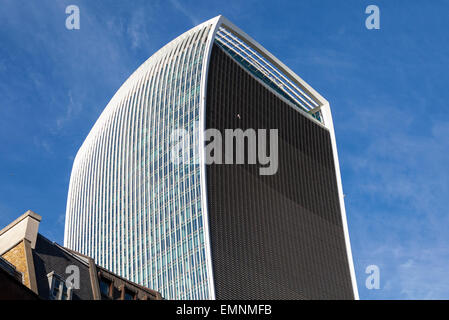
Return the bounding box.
[47,271,73,300]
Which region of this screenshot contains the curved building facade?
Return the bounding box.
[64,16,359,300]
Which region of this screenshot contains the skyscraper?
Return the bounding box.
[64,16,358,300]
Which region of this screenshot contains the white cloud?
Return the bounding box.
[397,250,449,299]
[56,91,81,130]
[169,0,200,26]
[127,10,152,50]
[33,137,53,154]
[342,100,449,299]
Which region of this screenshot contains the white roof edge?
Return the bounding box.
[73,16,223,165]
[216,16,329,107]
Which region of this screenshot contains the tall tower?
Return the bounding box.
[64,16,358,300]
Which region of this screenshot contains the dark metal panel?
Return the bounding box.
[205,44,354,300]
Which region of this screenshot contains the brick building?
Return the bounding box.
[0,210,163,300]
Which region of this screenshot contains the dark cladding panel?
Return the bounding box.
[205,43,354,299]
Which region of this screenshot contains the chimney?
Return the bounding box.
[0,210,41,293]
[0,210,41,254]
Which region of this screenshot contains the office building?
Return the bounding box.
[64,16,358,299]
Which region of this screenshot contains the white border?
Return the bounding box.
[198,16,222,300]
[199,15,359,300]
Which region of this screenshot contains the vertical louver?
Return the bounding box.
[64,18,218,300]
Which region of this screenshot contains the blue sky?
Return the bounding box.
[1,0,448,299]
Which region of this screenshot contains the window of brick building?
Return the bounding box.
[99,277,112,298]
[47,271,72,300]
